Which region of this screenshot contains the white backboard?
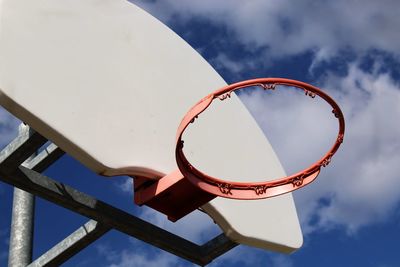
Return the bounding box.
[0,0,302,252]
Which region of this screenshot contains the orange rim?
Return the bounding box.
[176,78,345,199]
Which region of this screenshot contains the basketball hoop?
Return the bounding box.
[176,78,345,200]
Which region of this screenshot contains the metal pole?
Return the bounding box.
[8,124,36,267]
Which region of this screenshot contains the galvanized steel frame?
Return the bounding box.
[0,126,237,266]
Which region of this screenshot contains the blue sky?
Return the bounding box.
[1,1,400,266]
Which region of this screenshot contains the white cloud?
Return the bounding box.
[240,63,400,234]
[99,239,277,267]
[116,177,133,195]
[212,53,245,74]
[98,238,292,267]
[99,238,271,267]
[270,254,294,267]
[132,0,400,62]
[96,243,188,267]
[209,245,294,267]
[107,251,182,267]
[306,66,400,234]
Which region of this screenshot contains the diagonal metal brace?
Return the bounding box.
[27,142,65,173]
[0,129,237,266]
[0,127,47,171]
[27,220,110,267]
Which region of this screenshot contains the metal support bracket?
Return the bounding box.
[0,127,237,266]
